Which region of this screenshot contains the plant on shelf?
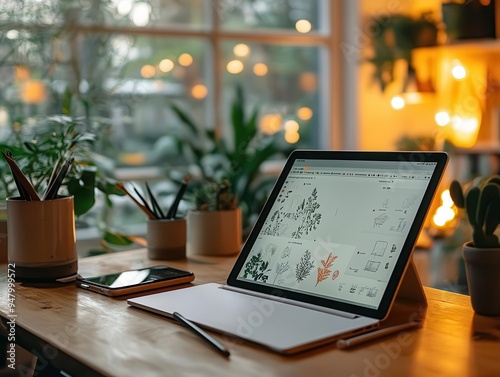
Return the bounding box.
[449,176,500,316]
[365,13,438,92]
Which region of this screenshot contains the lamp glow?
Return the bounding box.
[295,19,312,33]
[452,64,467,80]
[226,60,244,74]
[435,111,450,126]
[391,96,405,110]
[159,59,174,73]
[178,53,193,67]
[233,44,250,57]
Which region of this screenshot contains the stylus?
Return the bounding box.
[173,312,231,358]
[336,320,423,349]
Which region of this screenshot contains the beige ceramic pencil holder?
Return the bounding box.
[147,218,186,260]
[7,196,78,281]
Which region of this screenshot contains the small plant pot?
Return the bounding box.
[462,241,500,316]
[187,208,242,257]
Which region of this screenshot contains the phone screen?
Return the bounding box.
[77,265,194,296]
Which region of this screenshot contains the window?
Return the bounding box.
[0,0,340,234]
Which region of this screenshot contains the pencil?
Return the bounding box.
[115,182,157,220]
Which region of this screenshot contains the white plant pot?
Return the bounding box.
[187,208,242,257]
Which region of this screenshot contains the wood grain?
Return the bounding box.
[1,249,499,377]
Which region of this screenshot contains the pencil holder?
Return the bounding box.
[7,196,77,281]
[147,218,186,260]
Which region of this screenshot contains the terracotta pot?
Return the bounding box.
[462,241,500,316]
[187,208,242,256]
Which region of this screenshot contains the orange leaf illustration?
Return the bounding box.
[316,253,338,286]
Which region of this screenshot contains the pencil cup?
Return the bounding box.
[147,218,186,260]
[7,196,78,281]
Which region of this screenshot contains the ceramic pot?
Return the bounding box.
[187,208,242,256]
[147,218,186,260]
[462,241,500,316]
[7,196,77,281]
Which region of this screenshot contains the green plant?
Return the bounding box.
[192,179,237,211]
[449,176,500,248]
[0,115,121,216]
[171,85,290,226]
[366,13,438,92]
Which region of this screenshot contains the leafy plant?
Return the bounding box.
[192,178,237,211]
[171,85,290,227]
[243,251,271,282]
[449,176,500,248]
[0,115,121,216]
[365,13,438,92]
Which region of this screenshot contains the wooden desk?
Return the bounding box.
[1,249,499,377]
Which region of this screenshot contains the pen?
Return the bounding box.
[166,175,191,219]
[173,312,230,358]
[336,321,422,350]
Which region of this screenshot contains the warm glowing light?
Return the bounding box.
[15,66,30,81]
[253,63,268,76]
[435,111,450,126]
[119,152,147,165]
[191,84,208,99]
[284,120,300,133]
[226,60,244,74]
[159,58,174,73]
[131,2,151,27]
[295,19,312,33]
[432,189,457,228]
[285,131,300,144]
[178,53,193,67]
[260,114,282,135]
[391,96,405,109]
[441,189,454,208]
[141,64,156,78]
[21,80,46,104]
[451,115,479,134]
[233,44,250,57]
[299,72,317,92]
[297,107,313,120]
[451,63,467,80]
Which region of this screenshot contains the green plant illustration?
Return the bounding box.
[291,188,321,238]
[295,250,314,283]
[242,251,271,283]
[273,261,290,284]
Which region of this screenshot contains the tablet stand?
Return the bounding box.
[384,260,427,325]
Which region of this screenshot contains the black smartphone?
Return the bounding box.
[76,265,194,297]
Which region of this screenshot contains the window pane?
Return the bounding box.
[88,35,211,166]
[102,0,209,30]
[218,0,324,33]
[221,41,323,148]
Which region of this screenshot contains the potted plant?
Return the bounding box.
[449,177,500,316]
[171,85,290,233]
[186,179,242,257]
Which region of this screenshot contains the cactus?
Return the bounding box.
[193,179,237,211]
[450,176,500,248]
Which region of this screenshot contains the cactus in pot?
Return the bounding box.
[449,176,500,248]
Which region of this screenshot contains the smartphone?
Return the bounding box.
[76,265,194,297]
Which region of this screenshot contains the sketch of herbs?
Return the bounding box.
[266,243,278,256]
[295,250,314,283]
[242,251,271,282]
[292,188,322,239]
[273,261,290,284]
[262,207,284,236]
[281,246,291,258]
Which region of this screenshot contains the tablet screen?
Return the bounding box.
[228,151,447,319]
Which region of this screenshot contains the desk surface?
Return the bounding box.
[1,249,500,377]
